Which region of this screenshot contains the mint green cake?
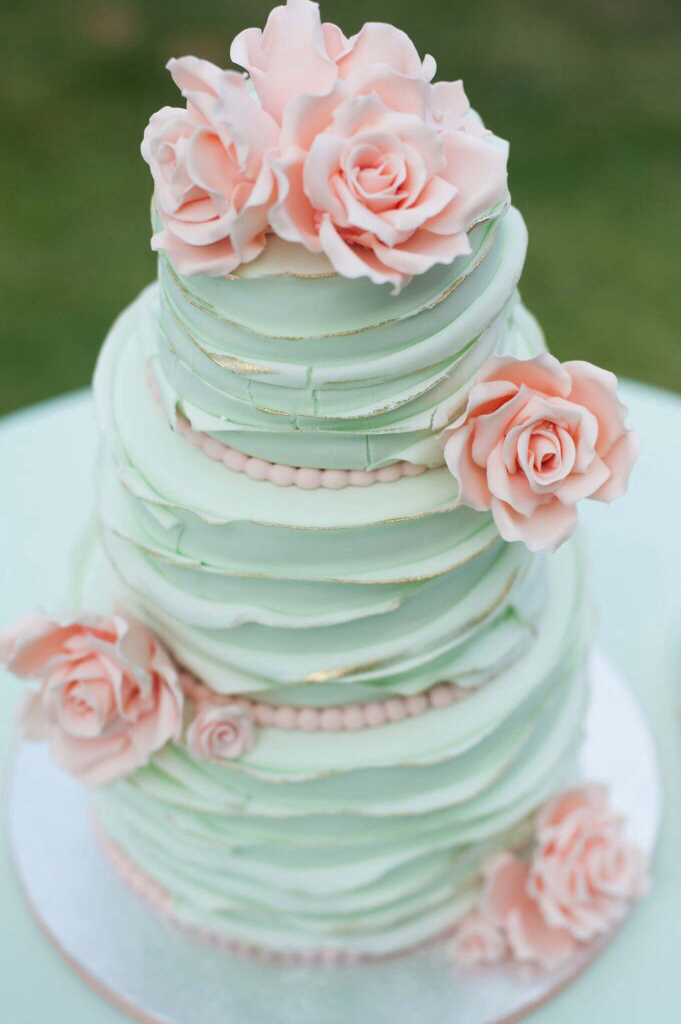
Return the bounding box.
[46,1,640,963]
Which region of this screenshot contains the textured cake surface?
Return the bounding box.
[71,183,591,956]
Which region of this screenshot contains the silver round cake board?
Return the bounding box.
[7,650,661,1024]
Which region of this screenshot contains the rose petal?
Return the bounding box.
[152,225,243,275]
[505,903,577,971]
[591,432,640,503]
[317,212,404,290]
[371,226,471,278]
[345,65,430,117]
[563,361,629,457]
[486,441,543,516]
[430,131,508,236]
[230,0,338,122]
[336,22,435,82]
[279,81,346,152]
[444,423,493,511]
[167,56,223,99]
[269,147,323,251]
[555,453,611,505]
[491,496,578,552]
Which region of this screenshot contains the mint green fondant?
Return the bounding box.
[80,202,589,956]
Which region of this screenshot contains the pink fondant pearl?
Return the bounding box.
[222,447,248,471]
[175,416,189,436]
[349,470,373,487]
[298,707,320,731]
[321,469,349,490]
[376,464,402,483]
[430,684,455,708]
[342,705,365,730]
[274,706,298,730]
[254,703,276,727]
[295,467,323,489]
[185,428,202,448]
[385,697,407,722]
[320,707,344,731]
[402,462,427,477]
[245,457,270,481]
[230,696,251,710]
[364,702,387,727]
[202,436,226,461]
[269,463,296,487]
[405,694,429,716]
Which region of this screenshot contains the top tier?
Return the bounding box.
[142,0,523,470]
[141,0,638,548]
[143,1,510,295]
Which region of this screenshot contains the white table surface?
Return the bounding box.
[1,382,680,1023]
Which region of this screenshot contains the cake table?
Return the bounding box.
[1,379,679,1022]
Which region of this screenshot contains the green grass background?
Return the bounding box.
[1,0,680,415]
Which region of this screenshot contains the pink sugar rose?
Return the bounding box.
[141,56,279,276]
[449,911,508,967]
[473,786,649,971]
[186,701,256,762]
[0,613,183,787]
[481,853,577,971]
[528,785,649,942]
[442,353,640,552]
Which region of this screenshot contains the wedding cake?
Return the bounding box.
[2,1,646,970]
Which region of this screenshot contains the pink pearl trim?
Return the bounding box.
[146,364,428,489]
[94,815,464,966]
[180,673,472,733]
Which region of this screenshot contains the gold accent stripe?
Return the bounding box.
[163,301,276,376]
[158,209,505,342]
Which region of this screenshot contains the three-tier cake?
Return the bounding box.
[2,0,646,970]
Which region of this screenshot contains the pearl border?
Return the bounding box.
[147,364,429,489]
[181,673,472,733]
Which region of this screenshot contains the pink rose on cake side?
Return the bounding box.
[448,911,508,966]
[449,785,649,972]
[186,702,256,762]
[442,353,639,552]
[528,785,649,941]
[478,853,578,970]
[141,56,279,275]
[0,614,183,787]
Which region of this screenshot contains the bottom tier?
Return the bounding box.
[73,535,588,958]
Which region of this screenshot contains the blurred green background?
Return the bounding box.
[1,0,680,415]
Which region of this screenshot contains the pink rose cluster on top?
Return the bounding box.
[442,353,639,552]
[0,613,183,787]
[449,785,649,971]
[141,0,508,291]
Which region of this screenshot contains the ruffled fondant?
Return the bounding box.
[75,190,592,956]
